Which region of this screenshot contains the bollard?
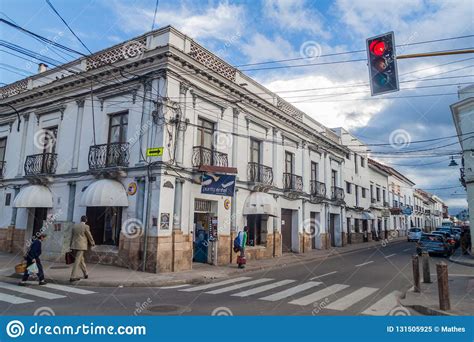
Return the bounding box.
[412,255,420,293]
[436,262,451,311]
[422,251,431,283]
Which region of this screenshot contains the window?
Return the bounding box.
[346,152,350,160]
[393,217,397,228]
[346,182,352,194]
[247,215,266,246]
[362,188,367,198]
[108,113,128,144]
[5,193,11,206]
[382,189,386,203]
[0,137,6,175]
[354,154,358,174]
[311,161,318,181]
[331,170,337,188]
[355,185,359,206]
[42,126,58,154]
[370,184,374,200]
[285,151,294,174]
[376,187,381,201]
[197,118,215,149]
[250,139,261,164]
[360,157,365,167]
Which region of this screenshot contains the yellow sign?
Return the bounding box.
[146,147,163,157]
[127,182,137,196]
[224,199,230,210]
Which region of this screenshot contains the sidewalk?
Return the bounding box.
[401,259,474,316]
[449,248,474,267]
[0,237,405,287]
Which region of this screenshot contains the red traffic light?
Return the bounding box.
[369,40,386,56]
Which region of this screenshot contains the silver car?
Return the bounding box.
[407,227,422,241]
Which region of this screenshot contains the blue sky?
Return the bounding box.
[1,0,473,212]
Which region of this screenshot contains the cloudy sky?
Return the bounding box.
[1,0,473,213]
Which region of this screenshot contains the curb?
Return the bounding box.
[0,239,406,287]
[449,255,474,267]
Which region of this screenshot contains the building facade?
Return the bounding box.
[0,26,448,273]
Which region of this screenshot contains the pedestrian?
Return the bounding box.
[19,233,47,286]
[237,226,248,269]
[70,215,95,282]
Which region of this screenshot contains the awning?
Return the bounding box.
[243,192,278,217]
[13,185,53,208]
[80,179,128,207]
[362,212,375,220]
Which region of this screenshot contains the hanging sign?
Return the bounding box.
[224,199,231,210]
[127,182,137,196]
[201,173,236,197]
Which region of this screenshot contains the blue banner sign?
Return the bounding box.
[402,206,413,215]
[0,316,472,342]
[201,173,236,196]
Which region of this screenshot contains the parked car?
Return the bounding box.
[416,234,453,257]
[431,231,456,252]
[407,227,422,241]
[436,227,460,242]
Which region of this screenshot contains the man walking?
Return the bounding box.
[19,233,47,286]
[70,215,95,282]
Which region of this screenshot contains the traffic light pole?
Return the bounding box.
[397,48,474,59]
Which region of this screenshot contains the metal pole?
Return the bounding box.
[397,49,474,60]
[412,254,420,293]
[422,251,431,283]
[436,262,451,311]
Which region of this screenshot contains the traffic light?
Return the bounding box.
[366,32,399,96]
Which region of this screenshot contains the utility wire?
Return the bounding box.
[151,0,159,31]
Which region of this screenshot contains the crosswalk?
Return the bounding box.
[0,281,95,305]
[177,277,407,315]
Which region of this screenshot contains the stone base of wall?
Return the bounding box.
[350,233,364,244]
[319,233,329,249]
[0,227,26,254]
[342,232,347,246]
[298,232,313,253]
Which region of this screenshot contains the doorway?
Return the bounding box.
[281,209,293,253]
[86,207,122,246]
[31,208,48,238]
[310,212,321,249]
[329,214,341,247]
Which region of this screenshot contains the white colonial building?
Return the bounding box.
[0,26,448,273]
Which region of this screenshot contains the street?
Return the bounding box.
[1,241,472,316]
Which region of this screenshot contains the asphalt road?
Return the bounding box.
[1,241,472,316]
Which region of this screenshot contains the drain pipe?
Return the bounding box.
[142,166,153,272]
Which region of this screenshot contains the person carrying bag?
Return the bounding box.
[19,233,47,286]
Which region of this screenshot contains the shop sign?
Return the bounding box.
[224,199,230,210]
[402,207,413,215]
[201,173,235,196]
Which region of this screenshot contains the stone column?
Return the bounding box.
[70,99,84,172]
[17,113,29,176]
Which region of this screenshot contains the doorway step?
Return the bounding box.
[85,245,119,266]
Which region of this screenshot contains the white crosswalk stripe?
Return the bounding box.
[289,284,349,306]
[0,282,65,300]
[43,283,96,295]
[180,277,252,292]
[325,287,378,311]
[206,278,273,295]
[259,281,321,302]
[232,280,296,297]
[361,290,402,316]
[0,292,34,304]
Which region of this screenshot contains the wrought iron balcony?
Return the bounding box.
[88,142,130,170]
[310,180,326,198]
[283,173,303,192]
[247,162,273,185]
[24,153,57,176]
[192,146,228,168]
[331,186,345,201]
[0,161,5,178]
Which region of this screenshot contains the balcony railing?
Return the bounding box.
[331,186,345,201]
[24,153,57,176]
[0,161,5,178]
[247,162,273,185]
[283,173,303,192]
[192,146,228,168]
[88,142,130,170]
[310,180,326,198]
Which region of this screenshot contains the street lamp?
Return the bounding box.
[0,103,21,132]
[448,156,458,167]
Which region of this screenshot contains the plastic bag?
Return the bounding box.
[27,262,38,275]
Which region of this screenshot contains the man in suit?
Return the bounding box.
[70,215,95,282]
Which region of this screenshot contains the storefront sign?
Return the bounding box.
[381,209,391,217]
[402,207,413,215]
[201,173,236,196]
[127,182,137,195]
[224,199,230,210]
[160,213,170,230]
[146,147,164,157]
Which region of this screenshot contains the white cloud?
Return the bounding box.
[263,0,330,38]
[110,1,245,41]
[240,33,294,63]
